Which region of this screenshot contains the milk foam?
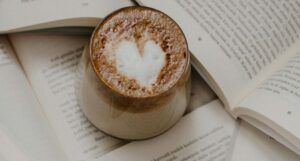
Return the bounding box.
[115,40,166,86]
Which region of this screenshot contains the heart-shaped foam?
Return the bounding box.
[115,40,166,86]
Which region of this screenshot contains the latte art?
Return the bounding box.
[91,7,188,97]
[115,39,166,86]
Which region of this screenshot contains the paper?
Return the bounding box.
[97,100,238,161]
[231,121,300,161]
[9,34,125,161]
[0,0,133,33]
[0,36,67,161]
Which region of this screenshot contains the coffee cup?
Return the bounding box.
[76,6,191,140]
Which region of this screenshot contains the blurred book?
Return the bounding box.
[138,0,300,156]
[0,0,133,33]
[230,121,299,161]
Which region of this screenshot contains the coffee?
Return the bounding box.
[77,6,190,140]
[91,7,188,98]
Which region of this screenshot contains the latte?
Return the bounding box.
[77,6,190,140]
[90,7,188,97]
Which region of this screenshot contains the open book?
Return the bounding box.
[97,100,238,161]
[231,121,299,161]
[0,0,133,33]
[0,33,216,161]
[137,0,300,155]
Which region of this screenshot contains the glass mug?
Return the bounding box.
[76,6,191,140]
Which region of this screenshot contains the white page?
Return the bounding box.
[9,33,126,161]
[97,100,238,161]
[231,121,299,161]
[237,50,300,153]
[0,36,67,161]
[0,125,34,161]
[138,0,300,108]
[242,116,300,155]
[0,0,133,33]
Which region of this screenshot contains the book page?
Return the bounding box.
[138,0,300,108]
[0,124,35,161]
[0,0,133,33]
[237,49,300,153]
[96,100,238,161]
[0,36,67,161]
[231,121,299,161]
[9,33,126,161]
